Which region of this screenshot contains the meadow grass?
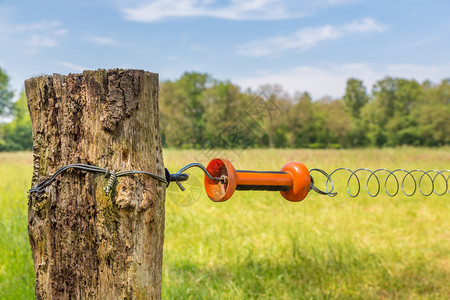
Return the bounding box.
[0,152,35,299]
[0,148,449,299]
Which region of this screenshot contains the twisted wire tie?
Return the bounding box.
[103,171,117,196]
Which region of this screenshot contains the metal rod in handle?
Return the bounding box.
[235,170,291,191]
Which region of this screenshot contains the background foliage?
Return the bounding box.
[0,67,32,151]
[159,72,449,149]
[0,66,448,151]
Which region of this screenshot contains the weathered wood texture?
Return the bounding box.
[25,69,165,299]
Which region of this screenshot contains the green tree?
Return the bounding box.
[159,72,212,147]
[413,79,450,145]
[343,78,370,147]
[367,77,423,146]
[204,80,243,148]
[0,91,33,151]
[159,80,190,147]
[415,104,450,146]
[257,84,287,148]
[343,78,368,118]
[322,99,352,147]
[0,66,14,116]
[178,72,211,147]
[289,92,314,147]
[310,97,351,148]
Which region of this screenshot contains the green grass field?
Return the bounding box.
[1,148,449,299]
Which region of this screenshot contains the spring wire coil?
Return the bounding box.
[309,168,450,197]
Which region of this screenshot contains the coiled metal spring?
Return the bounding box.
[309,168,450,197]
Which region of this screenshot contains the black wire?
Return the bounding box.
[29,164,168,194]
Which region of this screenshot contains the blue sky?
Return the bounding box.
[0,0,449,99]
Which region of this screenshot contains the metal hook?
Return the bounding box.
[174,163,225,191]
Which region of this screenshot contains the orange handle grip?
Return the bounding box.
[204,158,311,202]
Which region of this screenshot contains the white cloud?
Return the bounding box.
[29,35,58,47]
[342,17,383,32]
[0,19,66,37]
[385,64,450,80]
[235,63,450,99]
[87,36,118,46]
[0,17,67,51]
[119,0,353,22]
[55,61,88,73]
[237,18,384,57]
[14,21,64,34]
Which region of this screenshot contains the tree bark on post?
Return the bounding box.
[25,69,166,299]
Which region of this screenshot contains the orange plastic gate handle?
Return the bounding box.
[204,158,311,202]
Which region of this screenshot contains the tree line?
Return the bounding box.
[0,67,32,151]
[160,72,449,149]
[0,67,448,151]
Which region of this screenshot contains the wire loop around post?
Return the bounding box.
[29,163,168,195]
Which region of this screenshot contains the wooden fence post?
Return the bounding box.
[25,69,165,299]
